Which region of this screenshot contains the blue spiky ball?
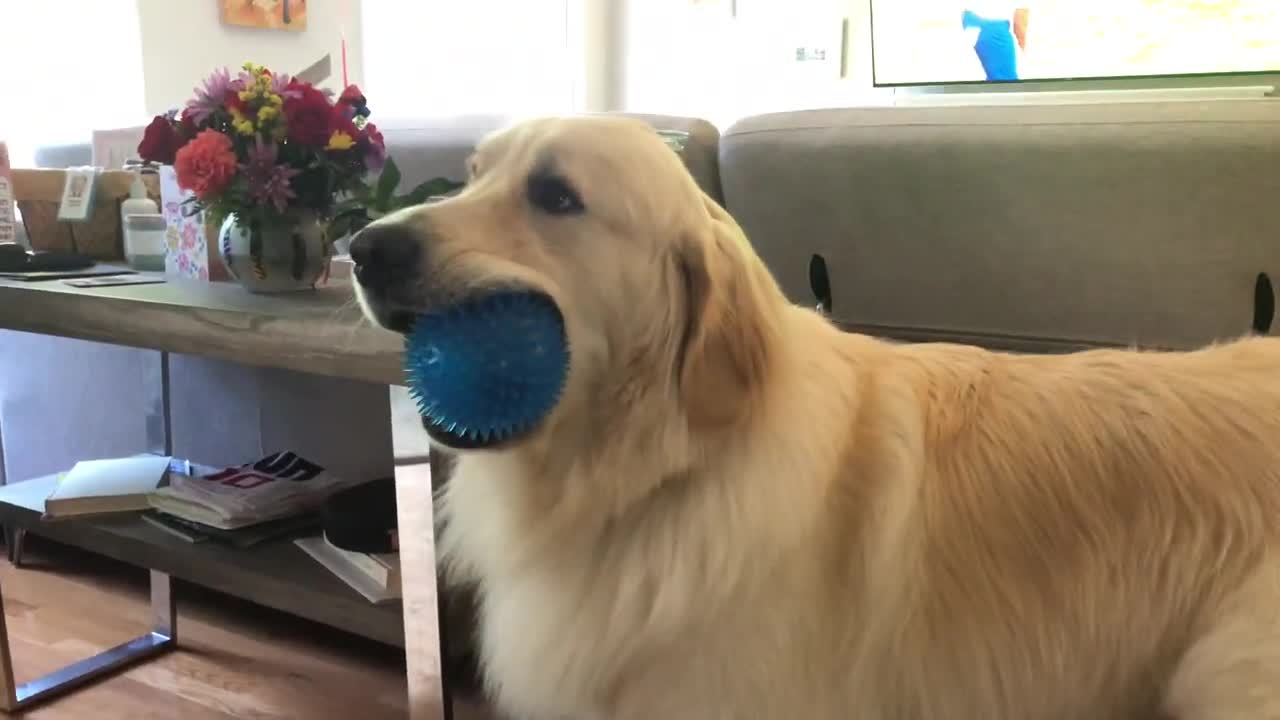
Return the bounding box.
[403,290,569,447]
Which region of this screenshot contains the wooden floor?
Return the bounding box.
[0,536,496,719]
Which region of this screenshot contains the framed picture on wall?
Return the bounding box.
[219,0,308,32]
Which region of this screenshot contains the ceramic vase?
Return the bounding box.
[217,211,332,293]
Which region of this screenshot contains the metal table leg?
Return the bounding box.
[0,569,176,711]
[0,349,180,709]
[6,529,23,568]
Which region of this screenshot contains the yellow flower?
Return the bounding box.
[326,131,356,151]
[257,105,279,123]
[230,108,255,136]
[238,89,255,102]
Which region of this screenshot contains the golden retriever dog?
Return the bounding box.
[351,115,1280,720]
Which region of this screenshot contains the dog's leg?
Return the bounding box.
[1162,564,1280,720]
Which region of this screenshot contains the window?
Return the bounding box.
[362,0,578,119]
[0,1,146,167]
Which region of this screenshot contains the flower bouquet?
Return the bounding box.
[138,62,385,292]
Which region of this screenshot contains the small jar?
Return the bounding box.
[123,213,167,271]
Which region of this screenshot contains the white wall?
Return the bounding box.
[0,0,147,167]
[136,0,364,116]
[361,0,575,119]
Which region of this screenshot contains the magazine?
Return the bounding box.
[148,451,366,530]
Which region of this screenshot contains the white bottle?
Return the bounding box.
[121,170,163,270]
[121,170,158,224]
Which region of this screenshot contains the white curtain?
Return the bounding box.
[0,0,146,167]
[362,0,577,119]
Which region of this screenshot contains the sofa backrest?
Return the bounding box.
[382,113,724,201]
[720,100,1280,352]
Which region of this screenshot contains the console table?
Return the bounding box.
[0,275,448,718]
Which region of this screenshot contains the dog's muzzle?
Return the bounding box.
[350,222,423,333]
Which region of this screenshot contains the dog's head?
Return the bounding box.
[353,116,780,455]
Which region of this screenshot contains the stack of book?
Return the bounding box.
[143,451,366,549]
[39,452,371,553]
[295,535,401,604]
[141,510,319,549]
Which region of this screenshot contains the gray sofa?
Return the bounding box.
[723,99,1280,352]
[6,100,1278,485]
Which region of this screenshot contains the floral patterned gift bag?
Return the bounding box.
[158,165,227,280]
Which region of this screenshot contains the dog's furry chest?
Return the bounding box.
[440,457,635,718]
[438,453,842,719]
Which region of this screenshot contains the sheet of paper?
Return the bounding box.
[64,276,165,288]
[91,127,147,170]
[295,54,332,86]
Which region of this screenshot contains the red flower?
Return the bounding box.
[225,90,249,116]
[178,109,198,140]
[363,122,385,149]
[329,104,358,140]
[359,122,387,171]
[338,84,366,107]
[137,115,182,165]
[174,130,238,200]
[283,81,333,146]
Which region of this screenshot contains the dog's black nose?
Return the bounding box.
[349,223,422,289]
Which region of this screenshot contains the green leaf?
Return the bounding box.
[328,214,357,240]
[398,185,435,208]
[331,198,362,215]
[422,177,466,197]
[374,157,402,210]
[398,177,465,209]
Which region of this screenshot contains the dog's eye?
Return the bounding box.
[528,174,584,216]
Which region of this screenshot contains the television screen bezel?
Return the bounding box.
[867,0,1280,89]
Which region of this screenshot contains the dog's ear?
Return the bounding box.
[675,194,778,428]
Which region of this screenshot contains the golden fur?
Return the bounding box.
[357,116,1280,719]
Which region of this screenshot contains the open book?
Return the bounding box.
[295,536,401,605]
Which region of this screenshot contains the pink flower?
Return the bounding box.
[180,222,198,250]
[269,72,302,101]
[186,68,237,124]
[240,136,300,213]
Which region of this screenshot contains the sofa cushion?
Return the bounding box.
[721,100,1280,351]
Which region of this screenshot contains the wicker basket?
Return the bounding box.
[13,169,161,260]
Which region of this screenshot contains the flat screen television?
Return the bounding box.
[870,1,1280,87]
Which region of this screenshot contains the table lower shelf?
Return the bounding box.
[0,475,404,648]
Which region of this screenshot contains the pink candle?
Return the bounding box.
[341,34,349,88]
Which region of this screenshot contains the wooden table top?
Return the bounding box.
[0,275,405,385]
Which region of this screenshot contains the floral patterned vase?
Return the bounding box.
[217,211,332,293]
